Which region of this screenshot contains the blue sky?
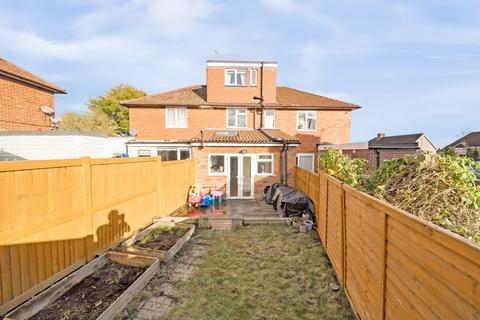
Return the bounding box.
[1,0,479,147]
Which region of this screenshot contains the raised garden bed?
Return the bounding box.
[122,222,195,262]
[5,252,159,320]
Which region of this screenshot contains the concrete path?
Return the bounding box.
[122,231,215,320]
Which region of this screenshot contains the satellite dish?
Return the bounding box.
[51,117,61,124]
[128,128,138,136]
[40,105,54,115]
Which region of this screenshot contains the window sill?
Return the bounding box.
[296,129,316,132]
[166,126,188,129]
[208,172,227,176]
[225,84,247,87]
[256,173,274,177]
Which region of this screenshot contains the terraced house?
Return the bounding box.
[122,60,359,198]
[0,57,65,131]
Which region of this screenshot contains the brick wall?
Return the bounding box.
[192,145,297,198]
[206,66,276,104]
[339,148,418,168]
[0,75,54,131]
[130,107,351,154]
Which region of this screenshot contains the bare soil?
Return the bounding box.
[136,227,188,251]
[32,261,145,320]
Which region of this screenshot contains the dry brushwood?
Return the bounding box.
[368,155,480,243]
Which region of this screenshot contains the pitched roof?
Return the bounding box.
[368,133,424,149]
[121,85,359,109]
[444,132,480,149]
[275,86,359,109]
[0,57,66,93]
[190,129,299,144]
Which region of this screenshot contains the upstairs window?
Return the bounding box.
[225,69,246,86]
[263,109,275,129]
[297,111,317,131]
[250,69,258,86]
[227,108,247,128]
[166,107,187,128]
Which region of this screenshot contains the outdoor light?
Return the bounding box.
[239,150,247,154]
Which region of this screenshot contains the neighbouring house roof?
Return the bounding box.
[121,85,359,110]
[0,149,26,161]
[318,142,369,150]
[444,132,480,149]
[0,57,66,94]
[190,129,299,144]
[0,130,108,137]
[368,133,425,149]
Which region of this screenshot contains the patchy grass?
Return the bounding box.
[166,224,354,320]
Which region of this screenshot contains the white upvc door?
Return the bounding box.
[227,154,254,199]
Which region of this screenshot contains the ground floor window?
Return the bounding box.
[209,155,226,175]
[257,154,274,175]
[297,153,315,172]
[137,150,151,157]
[157,148,191,161]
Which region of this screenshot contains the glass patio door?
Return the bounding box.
[228,155,253,199]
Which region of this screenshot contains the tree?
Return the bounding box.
[88,84,146,135]
[59,110,117,136]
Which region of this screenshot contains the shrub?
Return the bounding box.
[318,149,368,187]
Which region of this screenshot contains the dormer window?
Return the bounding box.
[225,69,246,86]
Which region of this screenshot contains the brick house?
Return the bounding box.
[442,132,480,160]
[319,133,437,168]
[0,57,66,131]
[122,60,359,198]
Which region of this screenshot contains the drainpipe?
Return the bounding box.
[284,144,289,185]
[260,61,264,129]
[200,130,204,149]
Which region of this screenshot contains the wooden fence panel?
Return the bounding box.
[325,176,344,283]
[295,168,480,320]
[344,187,386,320]
[159,159,195,216]
[0,157,194,314]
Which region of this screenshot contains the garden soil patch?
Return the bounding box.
[136,227,188,251]
[32,261,146,320]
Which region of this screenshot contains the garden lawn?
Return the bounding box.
[166,224,354,320]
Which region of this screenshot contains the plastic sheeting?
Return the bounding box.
[269,185,309,217]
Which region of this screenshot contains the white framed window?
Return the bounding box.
[157,148,191,161]
[250,69,258,86]
[208,154,226,175]
[296,111,317,131]
[226,108,247,128]
[225,69,247,86]
[137,150,151,157]
[297,153,315,172]
[257,154,274,175]
[166,107,187,128]
[263,109,275,129]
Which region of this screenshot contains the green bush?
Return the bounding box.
[318,149,368,187]
[318,150,480,243]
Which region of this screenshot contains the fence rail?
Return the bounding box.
[0,157,194,314]
[295,167,480,320]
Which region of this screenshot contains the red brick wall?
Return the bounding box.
[0,75,55,131]
[206,66,276,104]
[192,146,297,198]
[339,148,418,168]
[130,107,351,152]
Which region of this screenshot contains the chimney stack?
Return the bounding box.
[377,132,385,139]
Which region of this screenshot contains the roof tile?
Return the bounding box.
[0,57,66,93]
[121,85,359,109]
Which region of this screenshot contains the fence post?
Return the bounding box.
[379,212,388,319]
[81,157,94,260]
[156,156,163,217]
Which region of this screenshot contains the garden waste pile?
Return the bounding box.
[319,149,480,244]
